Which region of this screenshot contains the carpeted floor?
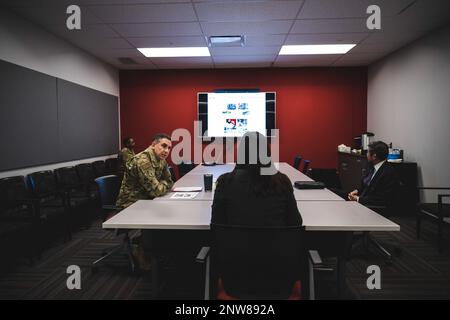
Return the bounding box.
[0,216,449,300]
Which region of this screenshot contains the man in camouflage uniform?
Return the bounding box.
[117,137,135,181]
[116,133,173,208]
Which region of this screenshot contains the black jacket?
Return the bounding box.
[358,161,399,207]
[211,169,302,227]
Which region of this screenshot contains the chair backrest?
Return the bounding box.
[293,155,302,170]
[302,160,311,174]
[27,170,58,197]
[92,160,107,178]
[75,163,95,185]
[211,224,305,299]
[0,176,29,212]
[168,165,177,182]
[309,168,342,189]
[94,175,121,207]
[105,158,118,175]
[55,166,80,189]
[178,161,195,178]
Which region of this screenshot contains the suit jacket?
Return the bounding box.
[211,169,302,227]
[358,161,399,207]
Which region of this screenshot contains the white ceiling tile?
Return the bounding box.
[195,1,303,22]
[244,34,286,46]
[103,57,156,69]
[213,55,275,63]
[127,36,207,47]
[50,24,120,39]
[87,3,197,23]
[298,0,416,19]
[71,37,134,50]
[111,22,203,37]
[291,18,368,33]
[210,46,280,56]
[215,61,273,68]
[81,0,190,4]
[9,5,102,26]
[285,32,369,45]
[362,1,450,46]
[274,54,341,66]
[88,48,148,59]
[346,42,404,54]
[4,0,85,7]
[4,0,450,69]
[151,57,214,68]
[202,20,293,36]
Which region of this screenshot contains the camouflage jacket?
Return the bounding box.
[117,148,135,178]
[116,147,173,208]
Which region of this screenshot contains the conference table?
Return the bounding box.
[103,162,400,298]
[157,162,344,201]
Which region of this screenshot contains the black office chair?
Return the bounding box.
[196,224,324,300]
[0,176,39,267]
[92,160,107,178]
[91,175,135,273]
[178,161,195,178]
[353,189,403,263]
[416,187,450,252]
[309,168,346,198]
[293,155,303,170]
[302,160,311,174]
[27,170,72,242]
[55,166,93,227]
[105,158,119,175]
[75,163,99,200]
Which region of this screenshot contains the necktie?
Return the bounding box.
[363,167,375,186]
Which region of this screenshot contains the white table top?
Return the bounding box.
[158,162,342,201]
[103,199,399,232]
[298,201,400,231]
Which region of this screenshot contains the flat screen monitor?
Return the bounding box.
[198,91,276,138]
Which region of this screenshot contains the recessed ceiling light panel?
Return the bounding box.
[137,47,210,57]
[279,44,356,55]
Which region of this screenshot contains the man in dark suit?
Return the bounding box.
[348,141,399,206]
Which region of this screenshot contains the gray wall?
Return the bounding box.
[368,24,450,201]
[0,60,119,172]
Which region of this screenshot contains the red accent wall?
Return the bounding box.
[119,67,367,169]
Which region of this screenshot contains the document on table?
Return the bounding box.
[170,192,199,199]
[172,186,203,192]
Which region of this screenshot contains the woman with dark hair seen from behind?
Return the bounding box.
[211,131,302,226]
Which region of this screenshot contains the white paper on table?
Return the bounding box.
[170,192,199,199]
[172,186,203,192]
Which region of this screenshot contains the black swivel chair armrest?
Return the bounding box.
[308,250,334,272]
[417,187,450,205]
[196,246,210,263]
[438,195,450,218]
[195,248,324,266]
[438,194,450,203]
[308,250,322,265]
